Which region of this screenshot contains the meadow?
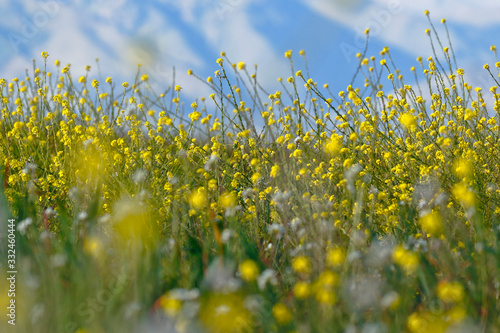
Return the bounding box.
[0,13,499,332]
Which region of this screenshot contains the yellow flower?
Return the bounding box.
[436,281,464,303]
[400,113,416,130]
[348,90,362,105]
[315,289,336,305]
[272,303,292,325]
[325,137,342,156]
[447,305,466,323]
[326,248,346,267]
[189,188,207,210]
[239,259,259,282]
[407,311,447,333]
[251,172,261,184]
[316,270,339,288]
[159,294,182,316]
[13,121,24,130]
[392,245,419,274]
[452,183,475,207]
[41,51,49,59]
[270,165,280,178]
[189,111,201,122]
[219,192,236,209]
[292,149,302,158]
[419,210,443,237]
[237,62,246,70]
[293,281,310,299]
[292,256,311,274]
[238,129,250,138]
[83,236,103,258]
[199,293,253,333]
[453,158,473,179]
[75,329,90,333]
[112,197,159,250]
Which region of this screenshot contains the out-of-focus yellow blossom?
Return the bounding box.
[239,259,259,282]
[219,192,237,209]
[293,281,310,299]
[400,113,416,130]
[452,183,475,208]
[189,187,208,210]
[251,172,261,184]
[292,256,311,274]
[112,197,158,250]
[83,236,103,258]
[419,210,443,237]
[270,165,280,178]
[315,270,339,288]
[272,303,292,325]
[452,158,473,179]
[407,310,448,333]
[199,293,253,333]
[315,289,336,305]
[436,281,464,303]
[159,294,182,317]
[326,248,346,267]
[392,245,419,274]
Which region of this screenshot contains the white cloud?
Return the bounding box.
[299,0,500,59]
[141,0,290,98]
[0,0,215,100]
[1,2,110,78]
[402,0,500,27]
[157,0,201,24]
[199,3,290,92]
[81,0,129,22]
[138,9,203,69]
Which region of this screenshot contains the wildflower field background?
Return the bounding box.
[1,12,500,333]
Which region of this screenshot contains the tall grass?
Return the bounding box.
[0,15,499,333]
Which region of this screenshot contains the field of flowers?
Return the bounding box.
[1,14,499,332]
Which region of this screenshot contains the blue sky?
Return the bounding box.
[0,0,499,103]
